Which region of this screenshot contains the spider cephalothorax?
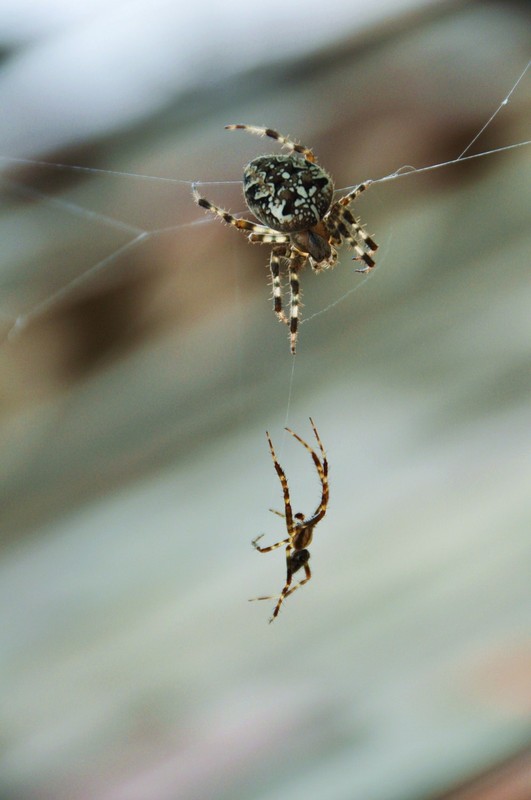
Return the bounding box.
[193,124,377,353]
[250,418,328,622]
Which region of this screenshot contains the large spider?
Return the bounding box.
[250,418,328,622]
[193,124,377,354]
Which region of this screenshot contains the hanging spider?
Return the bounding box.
[193,124,377,354]
[193,125,378,354]
[250,417,328,622]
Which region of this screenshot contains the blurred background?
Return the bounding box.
[0,0,530,798]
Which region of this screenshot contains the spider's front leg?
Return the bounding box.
[225,124,316,163]
[192,186,274,236]
[338,179,374,206]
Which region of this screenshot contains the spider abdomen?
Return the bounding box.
[289,548,311,575]
[243,155,334,233]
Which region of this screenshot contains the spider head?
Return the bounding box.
[291,229,332,264]
[289,548,310,575]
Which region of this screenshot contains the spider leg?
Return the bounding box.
[249,541,293,610]
[267,432,294,529]
[249,593,281,603]
[269,246,289,325]
[269,560,312,622]
[340,206,378,254]
[251,534,290,553]
[285,418,327,472]
[337,179,374,206]
[326,209,377,270]
[280,563,312,602]
[249,232,290,244]
[285,418,329,526]
[269,508,285,518]
[192,187,275,236]
[287,252,306,355]
[225,124,316,163]
[329,180,378,272]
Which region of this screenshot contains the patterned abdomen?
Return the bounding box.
[243,155,334,233]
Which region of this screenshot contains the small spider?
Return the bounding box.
[193,124,377,354]
[250,417,328,622]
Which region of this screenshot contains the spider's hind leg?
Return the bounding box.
[269,246,290,326]
[342,209,378,273]
[286,252,306,355]
[269,559,312,622]
[333,180,378,272]
[326,208,377,272]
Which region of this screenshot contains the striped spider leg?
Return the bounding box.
[250,418,329,622]
[327,182,378,272]
[192,185,293,327]
[194,125,378,353]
